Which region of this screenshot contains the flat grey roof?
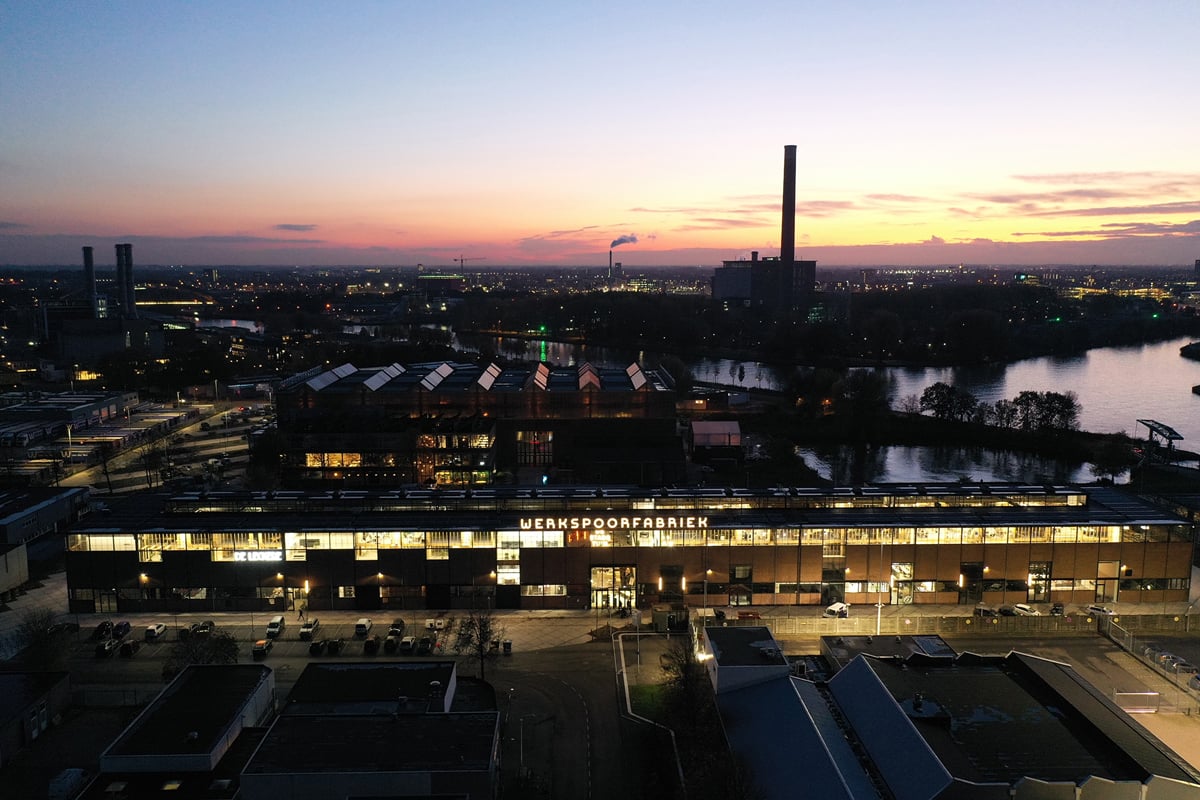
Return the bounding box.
[244,713,497,774]
[836,652,1200,786]
[71,483,1189,535]
[705,626,786,667]
[104,665,270,758]
[284,661,456,715]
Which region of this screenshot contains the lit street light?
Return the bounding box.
[703,568,713,618]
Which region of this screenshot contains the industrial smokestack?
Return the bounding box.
[781,145,797,307]
[114,243,127,317]
[82,246,97,319]
[609,249,613,280]
[120,243,136,318]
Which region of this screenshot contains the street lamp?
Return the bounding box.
[703,568,712,618]
[876,539,885,637]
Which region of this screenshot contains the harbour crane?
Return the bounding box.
[454,255,486,269]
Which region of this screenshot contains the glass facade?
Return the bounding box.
[64,485,1194,614]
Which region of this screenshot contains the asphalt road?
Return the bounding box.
[11,572,1200,800]
[61,407,255,494]
[48,609,626,800]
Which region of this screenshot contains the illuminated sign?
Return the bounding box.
[520,516,708,531]
[234,551,283,562]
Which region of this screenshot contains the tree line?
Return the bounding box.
[916,382,1081,432]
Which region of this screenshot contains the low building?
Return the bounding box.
[78,665,274,799]
[241,660,498,800]
[0,543,29,602]
[688,420,742,465]
[713,636,1200,799]
[698,625,789,694]
[0,487,91,563]
[0,671,71,771]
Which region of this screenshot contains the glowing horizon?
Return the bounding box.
[3,2,1198,268]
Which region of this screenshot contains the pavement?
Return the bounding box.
[8,571,1200,777]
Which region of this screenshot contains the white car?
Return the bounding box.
[1085,604,1115,616]
[144,622,167,641]
[1012,603,1040,616]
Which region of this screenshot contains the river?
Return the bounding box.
[449,331,1200,484]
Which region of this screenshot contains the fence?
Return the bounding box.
[73,685,162,707]
[739,611,1111,640]
[1105,619,1200,714]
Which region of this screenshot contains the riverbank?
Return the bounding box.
[737,409,1200,480]
[456,328,1200,372]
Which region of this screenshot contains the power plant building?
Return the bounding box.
[713,145,817,313]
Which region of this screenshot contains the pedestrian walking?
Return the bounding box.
[298,608,304,621]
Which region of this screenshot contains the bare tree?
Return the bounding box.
[162,628,240,680]
[16,608,71,671]
[138,438,167,489]
[450,604,506,681]
[97,441,116,494]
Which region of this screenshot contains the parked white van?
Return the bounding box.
[266,615,285,638]
[354,618,373,637]
[823,602,851,618]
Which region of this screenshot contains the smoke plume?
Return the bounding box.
[610,234,638,248]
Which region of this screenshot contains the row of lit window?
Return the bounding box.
[72,523,1191,562]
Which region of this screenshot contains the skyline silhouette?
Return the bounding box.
[3,2,1199,267]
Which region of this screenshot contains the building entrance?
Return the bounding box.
[590,566,636,610]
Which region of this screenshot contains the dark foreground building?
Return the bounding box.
[64,482,1191,615]
[705,630,1200,799]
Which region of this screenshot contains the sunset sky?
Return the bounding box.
[3,1,1199,269]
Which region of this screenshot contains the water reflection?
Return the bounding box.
[797,445,1091,485]
[452,331,1200,445]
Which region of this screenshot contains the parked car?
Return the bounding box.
[362,635,380,655]
[308,639,327,656]
[388,618,406,637]
[94,638,120,658]
[299,618,320,640]
[997,605,1018,617]
[252,639,273,660]
[1084,604,1114,616]
[1156,651,1180,668]
[973,605,998,618]
[119,640,141,658]
[384,633,401,653]
[326,637,345,655]
[92,620,113,640]
[1170,660,1198,676]
[1049,602,1065,617]
[398,635,417,655]
[112,621,132,639]
[1189,674,1200,692]
[823,602,850,618]
[354,618,373,637]
[1012,603,1041,616]
[196,620,216,637]
[415,636,434,655]
[47,621,79,637]
[145,623,167,641]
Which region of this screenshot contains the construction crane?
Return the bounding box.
[454,255,485,269]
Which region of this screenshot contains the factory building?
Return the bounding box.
[64,483,1191,615]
